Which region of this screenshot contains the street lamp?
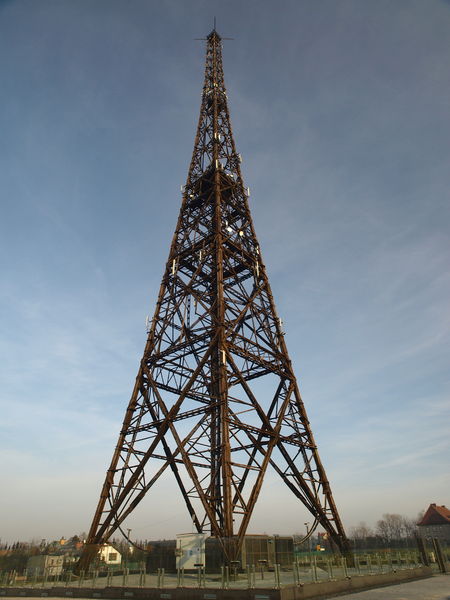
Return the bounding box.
[126,529,133,561]
[304,522,312,557]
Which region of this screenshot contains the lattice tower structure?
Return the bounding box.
[76,29,350,571]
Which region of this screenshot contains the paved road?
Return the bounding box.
[327,574,449,600]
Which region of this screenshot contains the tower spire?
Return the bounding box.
[76,31,350,572]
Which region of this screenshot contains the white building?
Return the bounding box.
[26,555,64,576]
[99,544,122,565]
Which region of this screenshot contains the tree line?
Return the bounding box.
[348,512,423,549]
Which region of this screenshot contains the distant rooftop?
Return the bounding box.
[417,503,450,526]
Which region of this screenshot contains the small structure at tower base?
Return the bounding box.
[146,534,294,573]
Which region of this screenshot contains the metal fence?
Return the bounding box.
[0,549,434,591]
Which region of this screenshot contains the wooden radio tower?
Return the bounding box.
[77,28,350,571]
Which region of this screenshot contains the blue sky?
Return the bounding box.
[0,0,449,544]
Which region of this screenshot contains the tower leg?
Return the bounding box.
[74,544,101,576]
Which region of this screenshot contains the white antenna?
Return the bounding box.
[145,316,151,333]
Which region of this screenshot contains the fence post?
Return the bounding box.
[415,535,430,566]
[312,556,318,582]
[377,554,382,573]
[342,557,348,578]
[388,553,393,571]
[432,538,448,574]
[273,564,278,589]
[329,557,334,580]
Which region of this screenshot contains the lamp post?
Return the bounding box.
[126,529,133,565]
[304,522,312,558]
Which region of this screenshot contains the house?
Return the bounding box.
[99,544,122,565]
[58,537,84,556]
[26,555,64,576]
[417,503,450,541]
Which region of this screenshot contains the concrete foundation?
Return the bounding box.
[279,565,433,599]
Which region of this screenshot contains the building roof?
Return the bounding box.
[99,543,121,554]
[417,503,450,526]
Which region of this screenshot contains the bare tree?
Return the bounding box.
[349,510,422,549]
[376,513,418,543]
[349,521,374,540]
[376,516,391,543]
[376,513,403,540]
[402,516,417,538]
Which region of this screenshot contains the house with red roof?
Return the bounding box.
[417,503,450,541]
